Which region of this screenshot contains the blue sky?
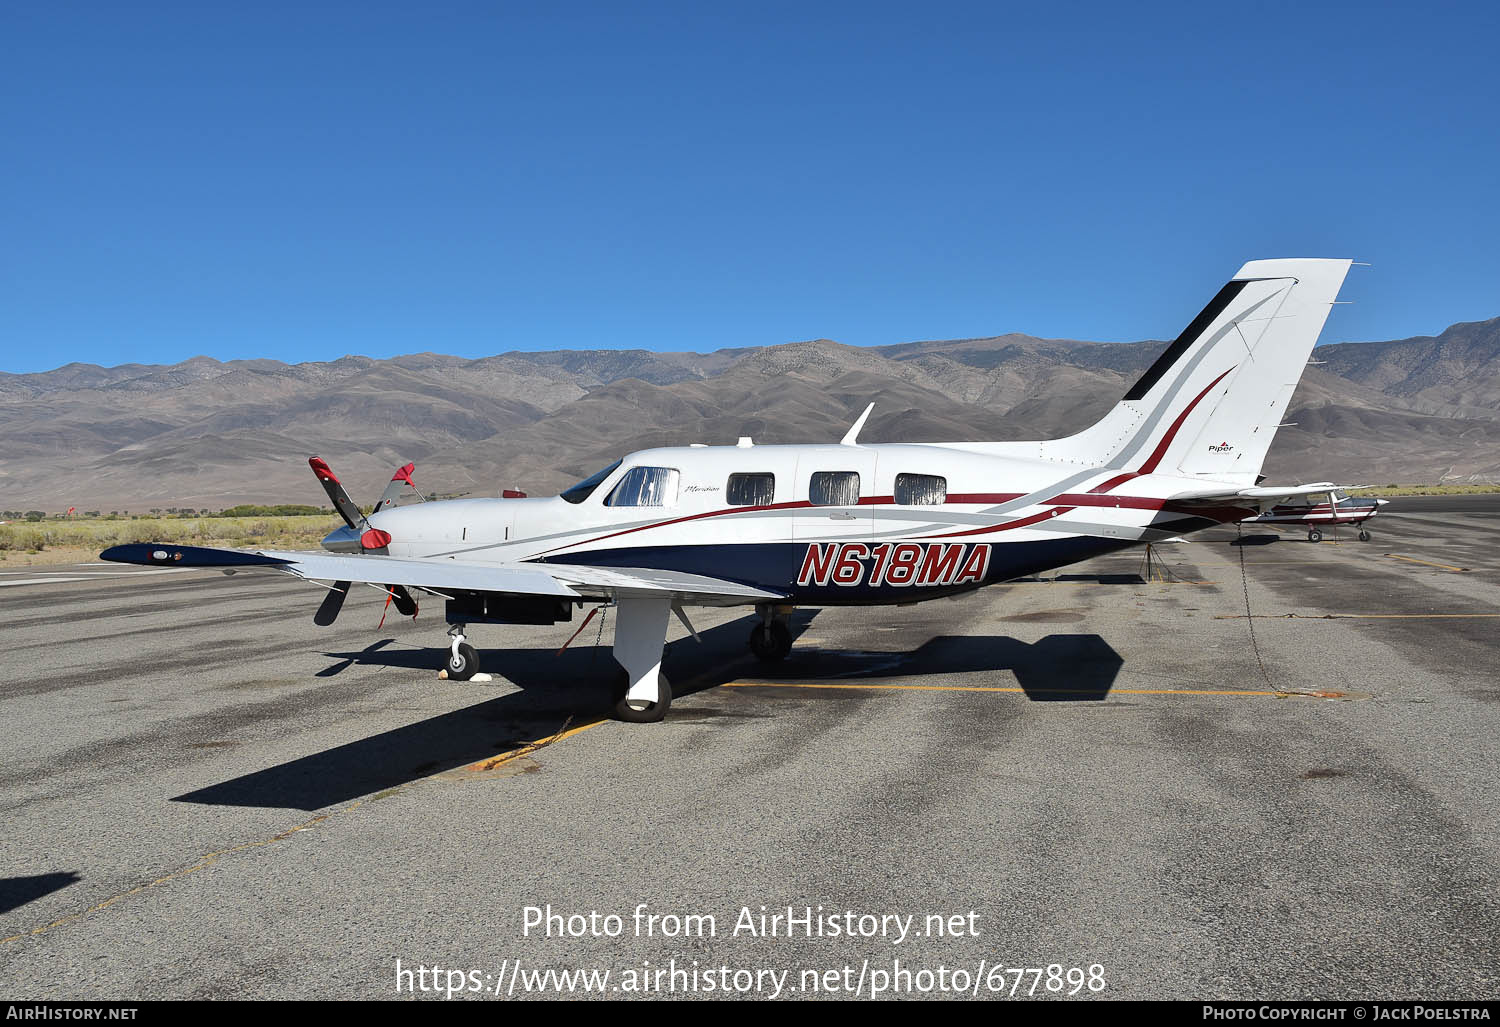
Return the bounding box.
[3,1,1496,374]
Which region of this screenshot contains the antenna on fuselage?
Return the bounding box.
[840,402,875,446]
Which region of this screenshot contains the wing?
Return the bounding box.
[99,543,781,606]
[544,564,783,605]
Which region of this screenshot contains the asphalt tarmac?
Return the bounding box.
[1,495,1496,1000]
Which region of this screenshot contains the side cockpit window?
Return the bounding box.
[726,473,775,507]
[605,466,680,507]
[809,471,860,507]
[559,460,622,504]
[894,473,947,506]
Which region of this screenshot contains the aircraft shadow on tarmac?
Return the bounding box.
[0,871,81,916]
[173,611,1122,811]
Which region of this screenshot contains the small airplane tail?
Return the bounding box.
[1038,258,1352,484]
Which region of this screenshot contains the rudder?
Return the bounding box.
[1035,258,1352,483]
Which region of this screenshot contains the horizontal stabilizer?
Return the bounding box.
[1167,481,1343,505]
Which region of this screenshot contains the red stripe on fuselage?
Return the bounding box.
[533,388,1258,561]
[535,499,814,555]
[927,507,1074,539]
[535,488,1257,556]
[1137,366,1236,474]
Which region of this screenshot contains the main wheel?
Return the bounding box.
[613,670,672,723]
[748,621,793,662]
[446,641,479,681]
[1358,529,1371,541]
[1308,528,1323,543]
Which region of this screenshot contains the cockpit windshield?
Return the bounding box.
[559,460,622,504]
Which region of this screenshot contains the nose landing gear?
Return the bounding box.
[445,623,479,681]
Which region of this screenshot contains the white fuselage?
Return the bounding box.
[340,441,1250,606]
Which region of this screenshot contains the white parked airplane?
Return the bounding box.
[104,258,1353,722]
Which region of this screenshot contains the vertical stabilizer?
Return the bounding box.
[1034,258,1351,483]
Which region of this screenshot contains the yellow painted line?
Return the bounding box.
[1215,613,1500,620]
[1385,553,1470,573]
[463,718,605,772]
[2,719,605,947]
[721,681,1285,697]
[1019,580,1218,586]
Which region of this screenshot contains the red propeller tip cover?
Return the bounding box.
[391,463,416,486]
[309,457,339,484]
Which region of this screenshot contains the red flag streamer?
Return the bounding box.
[554,606,599,656]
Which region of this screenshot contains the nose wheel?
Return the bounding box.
[1307,528,1323,543]
[445,625,479,681]
[1358,528,1371,541]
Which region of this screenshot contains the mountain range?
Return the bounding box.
[2,316,1497,511]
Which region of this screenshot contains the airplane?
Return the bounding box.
[103,257,1354,723]
[1242,488,1389,542]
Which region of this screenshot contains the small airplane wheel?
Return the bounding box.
[446,642,479,681]
[748,621,793,662]
[1358,529,1371,542]
[612,670,671,723]
[1308,528,1323,543]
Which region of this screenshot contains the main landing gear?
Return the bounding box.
[748,604,794,662]
[1307,526,1372,543]
[613,669,672,723]
[443,598,678,722]
[609,597,673,723]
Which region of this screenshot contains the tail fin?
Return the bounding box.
[1038,258,1352,482]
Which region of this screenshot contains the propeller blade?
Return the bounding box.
[309,457,368,532]
[388,584,419,618]
[375,463,420,511]
[314,581,350,626]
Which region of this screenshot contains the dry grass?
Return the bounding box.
[1363,484,1500,496]
[0,514,340,565]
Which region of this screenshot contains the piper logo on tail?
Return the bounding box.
[1208,441,1235,453]
[796,542,992,588]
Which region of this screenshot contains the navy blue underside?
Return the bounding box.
[539,530,1194,605]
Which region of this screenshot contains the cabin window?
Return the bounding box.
[605,466,680,507]
[894,473,947,506]
[725,473,775,507]
[560,460,622,504]
[809,471,860,507]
